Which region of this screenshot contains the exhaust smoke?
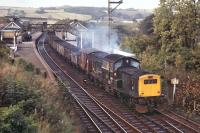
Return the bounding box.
[84,24,135,57]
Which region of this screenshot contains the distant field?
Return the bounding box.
[0,9,8,16]
[0,7,92,21]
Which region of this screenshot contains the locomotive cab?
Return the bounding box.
[116,67,162,113]
[138,74,161,97]
[136,74,161,113]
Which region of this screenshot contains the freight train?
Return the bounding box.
[47,32,163,113]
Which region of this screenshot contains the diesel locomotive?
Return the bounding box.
[47,32,163,113]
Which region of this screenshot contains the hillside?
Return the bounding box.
[0,6,92,22]
[0,5,152,23]
[62,6,152,20]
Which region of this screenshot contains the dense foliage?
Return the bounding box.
[0,77,39,133]
[0,44,75,133]
[0,41,9,58]
[139,14,154,35]
[121,0,200,77]
[121,0,200,113]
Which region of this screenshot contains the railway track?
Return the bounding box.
[43,37,172,133]
[36,33,141,133]
[164,110,200,131]
[43,34,173,133]
[36,32,200,133]
[149,109,200,133]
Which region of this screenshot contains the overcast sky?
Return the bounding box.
[0,0,160,9]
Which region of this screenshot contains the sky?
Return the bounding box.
[0,0,160,9]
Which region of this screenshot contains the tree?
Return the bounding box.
[121,0,200,75]
[154,0,200,49]
[121,34,156,56]
[171,0,200,48]
[140,14,154,35]
[152,0,200,73]
[153,0,174,48]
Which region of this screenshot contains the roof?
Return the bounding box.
[70,21,88,31]
[80,48,98,54]
[104,53,140,63]
[54,39,68,48]
[1,21,23,31]
[118,67,148,78]
[90,51,109,59]
[54,36,80,52]
[55,39,68,48]
[14,21,23,28]
[105,54,124,63]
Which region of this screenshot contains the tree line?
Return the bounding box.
[121,0,200,78]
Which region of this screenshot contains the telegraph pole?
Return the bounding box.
[108,0,123,47]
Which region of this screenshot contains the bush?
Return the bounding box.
[17,58,28,67]
[17,59,35,72]
[25,63,35,72]
[0,105,37,133]
[0,77,40,107]
[0,42,9,58]
[0,56,75,133]
[35,68,41,75]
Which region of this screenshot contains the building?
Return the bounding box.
[0,20,23,45]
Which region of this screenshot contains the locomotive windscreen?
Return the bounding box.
[114,58,140,71]
[130,59,140,69]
